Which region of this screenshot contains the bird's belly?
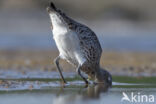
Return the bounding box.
[53,31,86,66]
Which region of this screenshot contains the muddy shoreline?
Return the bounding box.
[0,50,156,76]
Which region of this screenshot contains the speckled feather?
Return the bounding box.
[57,11,102,73]
[50,8,102,74]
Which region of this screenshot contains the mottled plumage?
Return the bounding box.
[50,7,102,74]
[47,2,112,86]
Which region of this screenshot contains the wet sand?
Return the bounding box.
[0,50,156,101]
[0,50,156,76]
[0,77,156,104]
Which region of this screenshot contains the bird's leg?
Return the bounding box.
[54,56,66,84]
[76,65,89,84]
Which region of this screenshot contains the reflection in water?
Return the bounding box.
[53,84,110,104]
[0,83,156,104]
[87,84,109,99]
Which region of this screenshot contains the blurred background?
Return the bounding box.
[0,0,156,76]
[0,0,156,50]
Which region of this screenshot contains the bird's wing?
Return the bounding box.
[75,24,102,64]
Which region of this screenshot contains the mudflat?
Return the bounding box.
[0,50,156,76]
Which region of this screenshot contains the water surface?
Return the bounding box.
[0,71,156,104]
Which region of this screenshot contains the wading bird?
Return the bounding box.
[47,2,112,86]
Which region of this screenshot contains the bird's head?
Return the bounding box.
[88,68,112,87]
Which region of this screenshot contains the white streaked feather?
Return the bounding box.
[50,13,86,66]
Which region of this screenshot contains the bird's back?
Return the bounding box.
[48,6,102,73]
[76,24,102,64]
[68,20,102,73]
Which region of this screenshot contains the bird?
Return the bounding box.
[47,2,112,86]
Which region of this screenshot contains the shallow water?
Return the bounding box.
[0,71,156,104]
[0,83,156,104]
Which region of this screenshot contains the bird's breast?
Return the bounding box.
[53,29,86,66]
[53,30,80,51]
